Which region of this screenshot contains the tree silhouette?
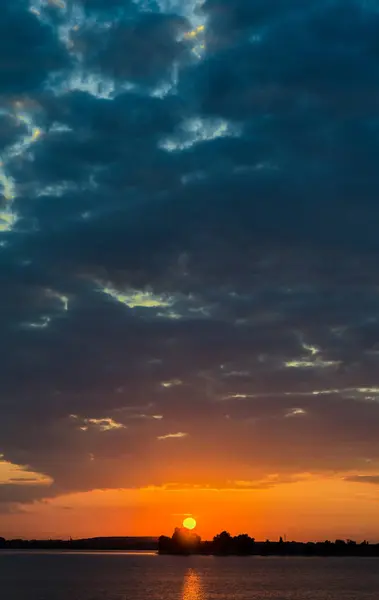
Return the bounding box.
[157,530,379,557]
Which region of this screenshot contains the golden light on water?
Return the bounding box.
[182,569,205,600]
[183,516,197,530]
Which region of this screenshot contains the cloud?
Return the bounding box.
[0,483,54,506]
[73,0,135,14]
[345,476,379,486]
[99,285,174,309]
[8,477,43,483]
[73,12,192,88]
[0,114,28,153]
[70,415,126,432]
[0,0,379,512]
[157,432,188,441]
[0,2,70,95]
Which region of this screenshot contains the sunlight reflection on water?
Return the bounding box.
[182,568,206,600]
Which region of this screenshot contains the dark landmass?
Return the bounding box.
[0,536,157,551]
[158,529,379,557]
[1,530,379,556]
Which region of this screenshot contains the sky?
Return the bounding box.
[1,0,379,542]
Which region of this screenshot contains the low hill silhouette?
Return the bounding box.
[0,536,157,551]
[158,529,379,557]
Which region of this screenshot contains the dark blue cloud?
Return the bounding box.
[73,0,135,14]
[0,115,28,152]
[73,12,191,87]
[1,0,379,509]
[0,1,70,95]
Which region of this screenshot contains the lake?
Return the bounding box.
[0,552,378,600]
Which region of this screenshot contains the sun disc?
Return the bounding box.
[183,517,196,530]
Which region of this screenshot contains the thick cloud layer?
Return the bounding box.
[1,0,379,510]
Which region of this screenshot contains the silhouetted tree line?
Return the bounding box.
[158,529,379,557]
[1,532,378,556]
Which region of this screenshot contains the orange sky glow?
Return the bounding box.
[1,475,379,542]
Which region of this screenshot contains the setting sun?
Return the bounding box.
[183,517,197,530]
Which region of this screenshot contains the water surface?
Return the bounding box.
[0,552,378,600]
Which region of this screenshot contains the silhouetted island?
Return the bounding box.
[158,528,379,557]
